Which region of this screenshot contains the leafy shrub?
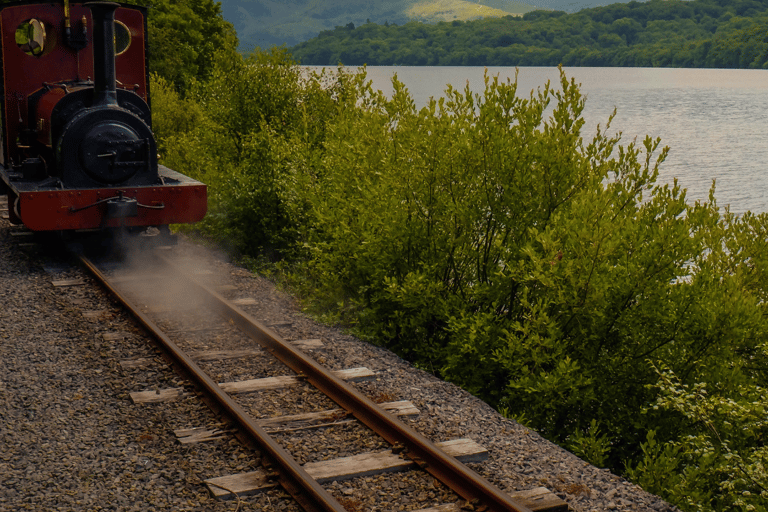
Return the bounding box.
[293,68,768,506]
[627,366,768,511]
[151,48,345,257]
[153,56,768,510]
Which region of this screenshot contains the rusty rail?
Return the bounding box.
[79,255,348,512]
[155,254,533,512]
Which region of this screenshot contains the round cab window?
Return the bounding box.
[15,19,48,56]
[115,20,131,55]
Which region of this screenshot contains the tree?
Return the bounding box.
[128,0,238,92]
[152,47,348,258]
[290,0,768,69]
[612,17,642,44]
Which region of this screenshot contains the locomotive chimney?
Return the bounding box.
[85,2,119,106]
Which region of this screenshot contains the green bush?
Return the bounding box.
[153,56,768,509]
[626,366,768,510]
[293,68,768,509]
[151,48,345,258]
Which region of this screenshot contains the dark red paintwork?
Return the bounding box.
[1,2,148,166]
[7,167,207,231]
[0,2,207,232]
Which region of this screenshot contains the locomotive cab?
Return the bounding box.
[0,1,206,232]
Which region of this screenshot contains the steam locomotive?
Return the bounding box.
[0,0,206,235]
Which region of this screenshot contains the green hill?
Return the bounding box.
[289,0,768,67]
[219,0,538,51]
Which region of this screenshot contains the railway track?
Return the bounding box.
[68,247,568,512]
[1,206,680,512]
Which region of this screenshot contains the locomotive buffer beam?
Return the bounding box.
[0,166,205,230]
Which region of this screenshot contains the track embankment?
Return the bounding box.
[0,205,679,511]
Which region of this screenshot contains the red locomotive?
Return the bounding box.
[0,0,206,235]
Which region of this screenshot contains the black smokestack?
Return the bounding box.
[86,2,119,106]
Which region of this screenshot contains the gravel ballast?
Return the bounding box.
[0,218,679,512]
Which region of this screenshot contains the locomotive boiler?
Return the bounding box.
[0,0,206,233]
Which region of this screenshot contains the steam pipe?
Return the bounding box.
[85,2,119,106]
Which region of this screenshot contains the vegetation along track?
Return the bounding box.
[78,248,568,512]
[2,193,675,511]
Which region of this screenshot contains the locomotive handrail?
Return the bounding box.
[136,201,165,209]
[43,82,71,93]
[68,192,164,213]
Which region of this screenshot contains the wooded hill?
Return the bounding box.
[289,0,768,67]
[218,0,539,52]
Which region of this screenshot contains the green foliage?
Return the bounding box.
[567,419,612,468]
[150,36,768,508]
[151,48,344,258]
[255,67,768,510]
[290,0,768,68]
[627,367,768,511]
[625,430,686,500]
[126,0,239,92]
[149,74,206,145]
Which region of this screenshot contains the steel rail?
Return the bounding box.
[157,254,534,512]
[79,255,348,512]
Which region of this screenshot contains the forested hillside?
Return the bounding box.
[290,0,768,67]
[217,0,537,51]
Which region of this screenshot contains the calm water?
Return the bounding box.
[309,66,768,214]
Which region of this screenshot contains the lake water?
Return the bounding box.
[309,66,768,214]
